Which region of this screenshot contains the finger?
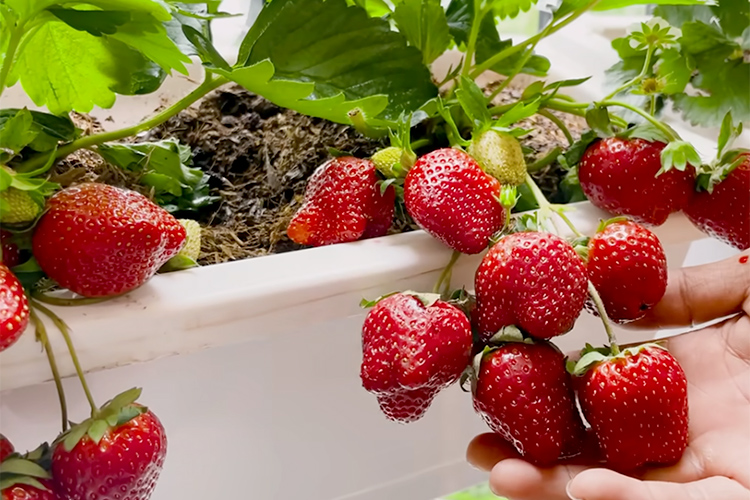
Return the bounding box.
[567,468,750,500]
[490,459,589,500]
[630,249,750,330]
[466,433,522,471]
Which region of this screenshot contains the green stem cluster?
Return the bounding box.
[433,250,461,296]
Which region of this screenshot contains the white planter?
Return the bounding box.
[0,29,741,500]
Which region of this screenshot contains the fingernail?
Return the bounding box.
[566,479,583,500]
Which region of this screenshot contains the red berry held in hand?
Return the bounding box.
[287,157,394,246]
[579,138,695,226]
[361,292,473,423]
[685,152,749,250]
[474,231,588,341]
[574,344,688,472]
[404,148,505,254]
[586,219,668,323]
[32,183,186,298]
[472,339,586,465]
[0,264,29,352]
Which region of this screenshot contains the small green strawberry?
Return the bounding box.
[0,188,41,224]
[176,219,201,261]
[371,147,414,178]
[468,130,526,186]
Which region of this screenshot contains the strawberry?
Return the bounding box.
[0,434,14,462]
[471,337,586,465]
[287,157,394,246]
[0,231,21,268]
[360,292,473,423]
[52,389,167,500]
[404,148,505,254]
[468,130,526,186]
[175,219,202,261]
[578,137,695,226]
[573,343,688,472]
[586,219,667,323]
[31,183,186,297]
[474,231,588,341]
[1,444,58,500]
[0,264,29,352]
[684,152,749,250]
[362,180,396,239]
[0,188,41,225]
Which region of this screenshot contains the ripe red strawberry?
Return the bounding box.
[0,434,14,462]
[52,389,167,500]
[404,148,505,254]
[578,138,695,226]
[32,183,186,297]
[586,219,667,323]
[474,231,588,341]
[287,157,395,246]
[0,230,21,268]
[574,343,688,472]
[472,339,586,465]
[1,444,58,500]
[362,180,396,239]
[360,292,473,423]
[1,480,58,500]
[0,264,29,352]
[684,152,749,250]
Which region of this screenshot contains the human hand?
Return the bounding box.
[466,248,750,500]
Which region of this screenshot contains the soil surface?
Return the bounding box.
[54,82,586,266]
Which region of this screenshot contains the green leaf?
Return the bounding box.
[653,4,714,27]
[12,19,169,113]
[48,8,130,36]
[475,12,549,77]
[619,122,671,143]
[711,0,750,38]
[445,0,471,45]
[228,0,438,128]
[97,139,218,213]
[494,99,541,128]
[656,48,691,95]
[0,108,39,155]
[592,0,704,11]
[181,25,230,70]
[160,253,199,272]
[456,76,491,128]
[490,0,538,20]
[392,0,452,65]
[585,106,614,138]
[0,109,76,154]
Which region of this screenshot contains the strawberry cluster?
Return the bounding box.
[1,183,191,500]
[284,136,707,473]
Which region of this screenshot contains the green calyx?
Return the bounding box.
[56,387,147,453]
[160,219,202,273]
[359,290,441,309]
[0,443,52,493]
[468,130,527,186]
[694,113,749,193]
[567,342,667,377]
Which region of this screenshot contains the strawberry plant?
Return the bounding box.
[0,0,748,495]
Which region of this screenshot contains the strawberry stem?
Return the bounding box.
[527,146,563,172]
[550,207,584,238]
[433,250,461,296]
[538,110,574,146]
[32,301,99,415]
[597,100,679,141]
[587,281,620,355]
[603,44,656,101]
[32,292,119,307]
[30,307,69,433]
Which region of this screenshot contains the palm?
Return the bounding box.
[467,250,750,500]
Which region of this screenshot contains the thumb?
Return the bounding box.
[567,468,750,500]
